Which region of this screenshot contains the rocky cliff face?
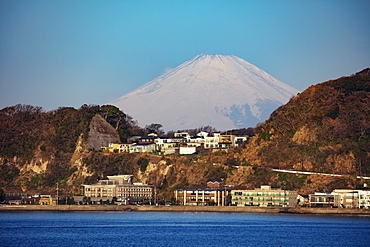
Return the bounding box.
[86,115,121,151]
[0,105,132,194]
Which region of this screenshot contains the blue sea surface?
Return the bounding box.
[1,211,369,247]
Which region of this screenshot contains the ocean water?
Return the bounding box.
[0,211,369,247]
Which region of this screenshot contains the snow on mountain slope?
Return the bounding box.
[112,54,299,131]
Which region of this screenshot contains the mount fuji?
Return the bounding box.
[112,54,299,131]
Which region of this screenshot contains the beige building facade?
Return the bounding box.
[83,175,153,205]
[231,185,297,207]
[174,189,229,206]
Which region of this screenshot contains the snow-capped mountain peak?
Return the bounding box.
[112,54,299,131]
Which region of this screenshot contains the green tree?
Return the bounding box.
[145,123,164,136]
[138,157,149,172]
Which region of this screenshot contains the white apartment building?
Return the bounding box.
[359,191,370,209]
[309,189,370,209]
[102,132,248,155]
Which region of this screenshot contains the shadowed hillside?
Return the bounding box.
[0,69,369,198]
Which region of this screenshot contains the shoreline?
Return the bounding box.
[1,205,370,216]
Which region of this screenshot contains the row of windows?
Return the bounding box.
[118,194,152,198]
[205,144,223,148]
[86,188,151,192]
[179,191,221,195]
[188,193,215,196]
[85,194,152,198]
[85,188,113,192]
[359,195,370,199]
[310,197,334,202]
[234,192,288,196]
[85,194,111,197]
[238,202,287,206]
[117,188,152,192]
[232,197,288,202]
[186,196,215,200]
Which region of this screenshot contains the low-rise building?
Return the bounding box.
[234,136,247,147]
[103,131,248,155]
[39,195,57,205]
[174,188,230,206]
[83,175,153,205]
[102,143,134,153]
[218,134,236,149]
[204,133,220,149]
[174,180,230,206]
[174,132,190,139]
[307,189,370,208]
[129,143,157,153]
[179,145,197,155]
[359,191,370,209]
[231,185,297,207]
[308,193,337,208]
[331,189,364,208]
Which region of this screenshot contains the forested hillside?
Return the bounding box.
[252,68,370,174]
[234,69,370,194]
[0,69,369,198]
[0,104,142,193]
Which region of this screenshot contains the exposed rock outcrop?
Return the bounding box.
[86,114,121,151]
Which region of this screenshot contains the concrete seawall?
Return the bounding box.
[1,205,369,216]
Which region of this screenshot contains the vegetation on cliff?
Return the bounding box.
[253,70,370,174]
[0,104,141,192]
[0,69,369,199]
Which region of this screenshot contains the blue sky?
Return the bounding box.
[1,0,369,111]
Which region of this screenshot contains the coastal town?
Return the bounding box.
[3,173,370,211]
[100,131,249,155]
[2,131,370,212]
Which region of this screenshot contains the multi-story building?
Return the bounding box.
[154,137,179,155]
[129,143,157,153]
[203,133,220,149]
[231,185,297,207]
[103,143,134,153]
[174,189,230,206]
[39,195,57,205]
[102,131,247,155]
[331,189,370,208]
[359,191,370,209]
[83,175,153,205]
[308,193,337,207]
[174,181,230,206]
[218,134,236,149]
[307,189,370,208]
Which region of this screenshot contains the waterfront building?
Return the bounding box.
[83,175,153,205]
[231,185,297,207]
[308,193,337,208]
[174,189,230,206]
[306,189,370,209]
[39,195,57,205]
[331,189,370,209]
[359,191,370,209]
[174,181,230,206]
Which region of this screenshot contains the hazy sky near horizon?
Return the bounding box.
[1,0,369,112]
